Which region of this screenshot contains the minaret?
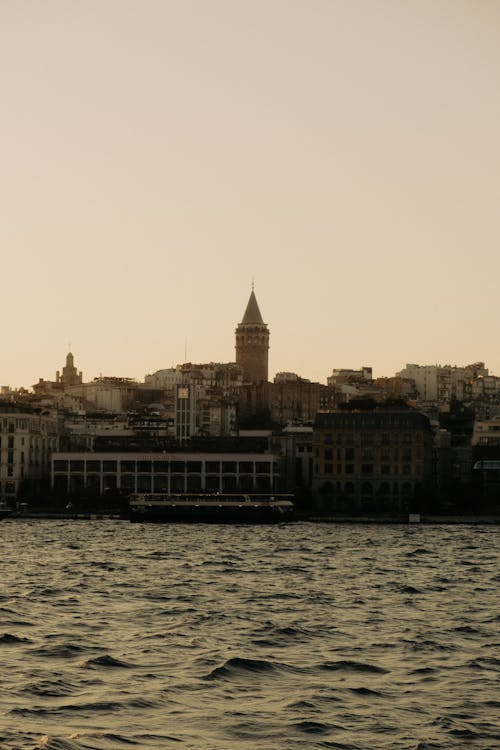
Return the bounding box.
[235,287,269,383]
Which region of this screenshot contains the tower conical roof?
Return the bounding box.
[241,290,265,325]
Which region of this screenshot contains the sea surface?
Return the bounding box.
[0,520,499,750]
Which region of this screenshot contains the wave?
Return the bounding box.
[347,686,384,696]
[0,632,31,643]
[29,644,87,659]
[406,547,431,556]
[22,678,76,697]
[251,622,320,646]
[204,656,302,680]
[81,654,134,669]
[292,720,332,734]
[319,660,389,674]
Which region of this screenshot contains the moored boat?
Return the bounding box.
[128,492,294,524]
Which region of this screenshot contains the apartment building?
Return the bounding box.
[0,405,59,502]
[313,408,433,512]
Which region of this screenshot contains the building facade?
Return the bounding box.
[398,363,488,403]
[51,451,281,496]
[313,409,433,512]
[0,405,59,502]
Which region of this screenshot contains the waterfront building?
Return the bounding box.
[0,404,59,502]
[51,450,281,496]
[235,288,269,384]
[312,407,433,512]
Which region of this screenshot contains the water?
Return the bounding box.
[1,520,499,750]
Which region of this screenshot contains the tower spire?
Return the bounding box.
[235,287,269,383]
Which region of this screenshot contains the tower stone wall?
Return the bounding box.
[235,291,269,384]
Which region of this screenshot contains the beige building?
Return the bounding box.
[0,405,59,502]
[397,363,488,403]
[472,417,500,447]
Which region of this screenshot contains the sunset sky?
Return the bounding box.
[2,1,500,388]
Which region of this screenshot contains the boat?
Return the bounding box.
[128,492,294,524]
[0,502,12,521]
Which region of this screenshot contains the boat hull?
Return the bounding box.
[128,493,294,524]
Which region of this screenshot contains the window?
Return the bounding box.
[153,475,168,492]
[121,474,135,491]
[137,475,151,492]
[70,460,85,472]
[137,461,151,473]
[54,460,68,472]
[120,461,135,472]
[87,460,101,472]
[86,474,100,491]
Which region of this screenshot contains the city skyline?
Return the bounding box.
[3,1,500,388]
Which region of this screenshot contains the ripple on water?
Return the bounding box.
[0,520,499,750]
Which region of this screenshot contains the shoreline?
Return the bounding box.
[305,515,500,525]
[3,512,500,524]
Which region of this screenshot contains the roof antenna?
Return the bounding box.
[252,277,254,292]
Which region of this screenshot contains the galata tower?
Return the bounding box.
[235,288,270,383]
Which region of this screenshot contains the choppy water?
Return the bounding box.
[0,520,499,750]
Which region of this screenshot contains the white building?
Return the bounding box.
[144,368,183,388]
[397,363,488,403]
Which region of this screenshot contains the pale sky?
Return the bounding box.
[2,1,500,388]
